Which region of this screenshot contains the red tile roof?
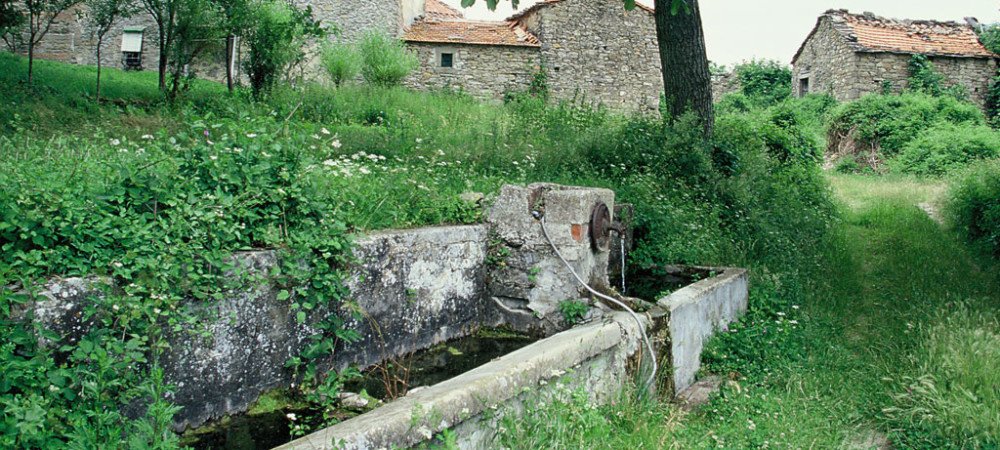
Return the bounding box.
[795,9,996,62]
[403,19,540,47]
[425,0,465,21]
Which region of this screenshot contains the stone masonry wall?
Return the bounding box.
[851,52,997,105]
[711,71,741,102]
[791,17,858,99]
[402,41,538,100]
[525,0,662,112]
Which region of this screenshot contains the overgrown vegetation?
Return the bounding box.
[0,51,840,446]
[827,92,994,173]
[358,30,418,88]
[946,160,1000,258]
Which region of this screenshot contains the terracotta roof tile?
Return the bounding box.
[830,9,995,58]
[403,19,540,47]
[425,0,465,21]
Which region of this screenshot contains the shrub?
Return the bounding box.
[241,0,323,97]
[946,160,1000,258]
[320,41,360,87]
[896,123,1000,175]
[827,92,985,164]
[358,31,417,88]
[735,59,792,104]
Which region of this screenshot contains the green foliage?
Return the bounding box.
[0,0,23,48]
[557,299,589,325]
[358,31,418,88]
[734,59,792,105]
[827,92,986,158]
[947,161,1000,258]
[702,281,806,377]
[907,54,968,101]
[896,123,1000,175]
[321,41,361,87]
[242,0,323,97]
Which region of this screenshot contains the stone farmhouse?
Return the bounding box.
[402,0,661,111]
[12,0,662,110]
[792,9,998,105]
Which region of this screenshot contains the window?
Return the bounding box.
[798,77,809,97]
[121,28,144,70]
[440,52,453,68]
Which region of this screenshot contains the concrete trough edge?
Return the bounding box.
[276,310,648,450]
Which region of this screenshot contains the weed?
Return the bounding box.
[557,299,589,325]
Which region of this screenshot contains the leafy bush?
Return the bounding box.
[358,31,417,88]
[827,92,986,165]
[735,59,792,104]
[241,0,323,97]
[321,41,361,87]
[946,160,1000,258]
[896,123,1000,175]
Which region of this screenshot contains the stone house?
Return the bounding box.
[11,0,662,110]
[402,0,662,111]
[792,9,998,105]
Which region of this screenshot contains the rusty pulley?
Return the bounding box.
[590,201,611,251]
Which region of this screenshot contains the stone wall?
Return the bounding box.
[711,71,741,102]
[791,17,859,99]
[524,0,662,112]
[402,42,538,100]
[851,52,997,105]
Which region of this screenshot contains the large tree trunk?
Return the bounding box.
[654,0,714,138]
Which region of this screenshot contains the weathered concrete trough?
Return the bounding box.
[276,266,748,450]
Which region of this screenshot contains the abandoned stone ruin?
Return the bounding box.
[792,9,998,106]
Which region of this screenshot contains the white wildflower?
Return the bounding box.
[233,147,243,153]
[323,159,336,167]
[286,413,297,421]
[415,138,423,143]
[312,134,321,139]
[209,155,218,160]
[110,138,121,146]
[359,167,371,175]
[246,133,258,138]
[320,127,330,135]
[141,134,154,140]
[118,148,128,153]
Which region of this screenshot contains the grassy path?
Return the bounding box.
[502,174,1000,448]
[664,174,1000,448]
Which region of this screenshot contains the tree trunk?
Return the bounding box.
[225,33,234,91]
[654,0,714,138]
[95,39,102,103]
[158,33,167,91]
[27,13,35,83]
[27,39,34,83]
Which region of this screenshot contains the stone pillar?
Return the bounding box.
[485,183,615,333]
